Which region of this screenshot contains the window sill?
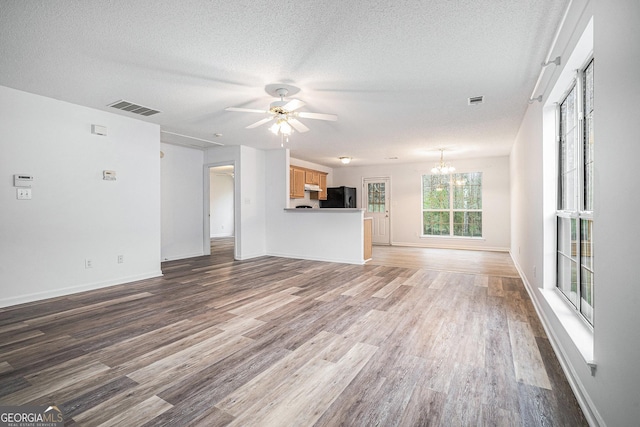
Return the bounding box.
[540,288,595,368]
[419,235,485,241]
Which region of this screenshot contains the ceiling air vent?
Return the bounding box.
[108,100,161,116]
[468,96,484,105]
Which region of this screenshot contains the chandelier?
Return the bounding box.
[431,149,455,174]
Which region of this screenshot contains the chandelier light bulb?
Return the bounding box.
[432,149,455,175]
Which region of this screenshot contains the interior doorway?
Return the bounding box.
[205,164,236,259]
[363,177,391,245]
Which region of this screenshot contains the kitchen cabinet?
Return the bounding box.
[305,170,320,185]
[319,173,327,200]
[364,218,373,260]
[291,166,328,200]
[310,172,327,201]
[290,167,305,199]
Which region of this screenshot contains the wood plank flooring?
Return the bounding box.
[0,239,587,426]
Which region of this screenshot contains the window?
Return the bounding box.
[556,58,594,325]
[367,183,386,213]
[422,172,482,237]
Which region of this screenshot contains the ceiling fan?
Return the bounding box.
[225,84,337,136]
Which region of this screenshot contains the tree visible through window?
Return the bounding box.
[557,58,594,325]
[367,183,385,213]
[422,172,482,237]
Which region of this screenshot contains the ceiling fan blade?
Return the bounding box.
[288,118,310,133]
[282,99,305,111]
[225,107,269,114]
[297,111,338,121]
[246,117,274,129]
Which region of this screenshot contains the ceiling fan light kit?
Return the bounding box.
[225,84,337,139]
[270,118,292,136]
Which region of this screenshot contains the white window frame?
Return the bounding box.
[421,172,483,238]
[555,56,594,326]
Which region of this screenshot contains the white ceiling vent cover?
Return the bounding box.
[468,96,484,105]
[108,100,161,116]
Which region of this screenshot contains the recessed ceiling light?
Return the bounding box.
[214,133,223,137]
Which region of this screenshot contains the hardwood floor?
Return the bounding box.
[370,245,521,277]
[0,241,587,426]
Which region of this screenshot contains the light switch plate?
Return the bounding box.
[17,188,32,200]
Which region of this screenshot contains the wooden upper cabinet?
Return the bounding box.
[289,167,294,198]
[318,173,327,200]
[292,165,327,200]
[310,172,328,200]
[305,170,320,185]
[290,167,305,199]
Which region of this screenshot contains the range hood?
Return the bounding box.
[304,184,322,192]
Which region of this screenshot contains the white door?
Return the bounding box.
[363,178,390,245]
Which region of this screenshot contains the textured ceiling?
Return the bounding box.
[0,0,569,167]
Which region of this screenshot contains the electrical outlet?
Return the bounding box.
[117,255,124,264]
[85,259,93,269]
[533,266,537,278]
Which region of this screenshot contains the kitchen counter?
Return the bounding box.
[275,207,368,264]
[284,208,364,212]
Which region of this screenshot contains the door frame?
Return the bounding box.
[203,161,238,258]
[362,176,392,245]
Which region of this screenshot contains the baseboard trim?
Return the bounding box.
[210,233,233,238]
[266,251,364,265]
[390,241,509,252]
[161,251,205,261]
[0,270,164,309]
[509,252,603,427]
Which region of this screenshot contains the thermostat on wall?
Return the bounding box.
[14,174,33,187]
[92,124,107,136]
[103,170,116,181]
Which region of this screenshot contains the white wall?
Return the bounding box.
[160,142,204,260]
[209,171,234,237]
[332,156,510,251]
[511,1,640,425]
[510,100,544,288]
[237,146,266,259]
[0,86,161,307]
[590,0,640,424]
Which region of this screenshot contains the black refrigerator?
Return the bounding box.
[320,186,357,208]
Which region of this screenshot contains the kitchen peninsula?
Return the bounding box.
[279,207,372,264]
[265,151,371,265]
